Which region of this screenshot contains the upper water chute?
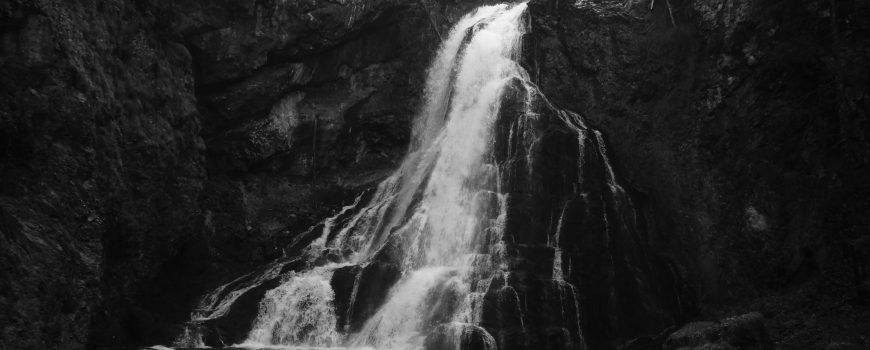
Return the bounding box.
[337,3,530,268]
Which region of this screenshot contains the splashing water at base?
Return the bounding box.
[242,265,344,348]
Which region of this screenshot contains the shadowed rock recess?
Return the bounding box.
[0,0,867,350]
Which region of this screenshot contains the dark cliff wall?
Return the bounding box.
[1,0,203,348]
[525,0,870,347]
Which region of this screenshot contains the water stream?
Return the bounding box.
[174,3,601,349]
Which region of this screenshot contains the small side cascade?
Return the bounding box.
[173,262,289,348]
[343,262,367,332]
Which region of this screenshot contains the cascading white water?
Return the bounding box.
[343,5,530,349]
[275,4,524,349]
[176,3,534,349]
[244,265,343,347]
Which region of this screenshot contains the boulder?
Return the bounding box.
[664,313,771,350]
[425,323,497,350]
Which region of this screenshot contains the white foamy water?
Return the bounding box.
[342,5,530,349]
[177,3,540,350]
[244,265,344,347]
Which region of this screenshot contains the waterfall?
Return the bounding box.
[341,4,530,348]
[173,2,628,349]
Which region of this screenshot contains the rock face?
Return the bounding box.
[0,0,203,348]
[524,0,870,347]
[480,79,691,350]
[526,0,870,297]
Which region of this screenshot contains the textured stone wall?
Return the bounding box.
[0,0,203,348]
[524,0,870,347]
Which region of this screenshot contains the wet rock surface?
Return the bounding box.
[331,261,402,333]
[484,78,691,350]
[525,0,870,348]
[425,323,497,350]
